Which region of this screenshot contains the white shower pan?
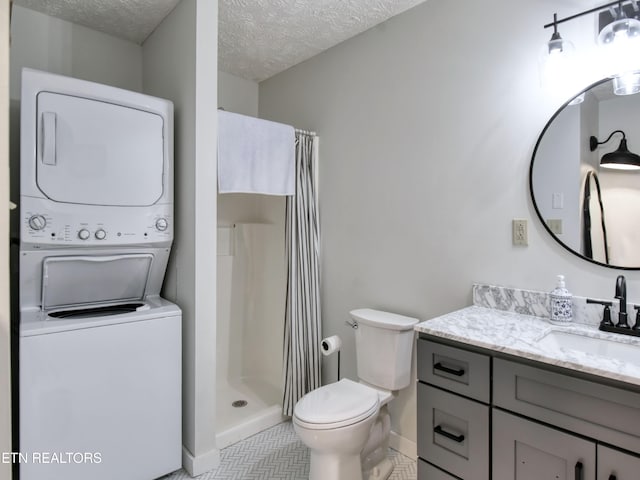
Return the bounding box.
[216,224,287,448]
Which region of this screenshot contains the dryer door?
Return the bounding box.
[36,92,165,206]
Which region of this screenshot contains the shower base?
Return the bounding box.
[216,376,286,449]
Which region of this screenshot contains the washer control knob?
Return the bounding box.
[155,218,169,232]
[95,229,106,240]
[28,214,47,231]
[78,229,90,240]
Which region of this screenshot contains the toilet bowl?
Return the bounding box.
[293,308,419,480]
[293,379,379,480]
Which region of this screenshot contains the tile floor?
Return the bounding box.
[164,421,417,479]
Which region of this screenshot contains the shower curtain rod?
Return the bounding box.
[295,128,317,136]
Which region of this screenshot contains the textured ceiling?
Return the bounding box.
[13,0,428,82]
[219,0,428,82]
[12,0,181,44]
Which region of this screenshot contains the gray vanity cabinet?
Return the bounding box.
[416,339,490,480]
[493,409,595,480]
[417,336,640,480]
[597,445,640,479]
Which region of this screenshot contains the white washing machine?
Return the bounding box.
[19,297,181,480]
[18,69,182,480]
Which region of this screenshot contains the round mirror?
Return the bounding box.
[530,76,640,270]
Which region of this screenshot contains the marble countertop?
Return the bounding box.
[415,306,640,387]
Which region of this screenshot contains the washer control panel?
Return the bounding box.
[21,197,173,247]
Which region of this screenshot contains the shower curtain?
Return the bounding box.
[282,132,321,417]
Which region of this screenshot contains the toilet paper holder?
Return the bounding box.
[321,335,342,381]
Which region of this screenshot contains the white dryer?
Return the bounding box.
[20,67,173,249]
[18,69,182,480]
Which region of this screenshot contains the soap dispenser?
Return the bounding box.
[550,275,573,325]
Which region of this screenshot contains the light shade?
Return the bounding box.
[612,72,640,95]
[590,131,640,170]
[598,16,640,45]
[539,29,577,93]
[568,92,585,105]
[600,139,640,169]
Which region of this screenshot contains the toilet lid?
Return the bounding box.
[294,379,379,429]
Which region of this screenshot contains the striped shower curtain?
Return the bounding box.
[282,132,321,417]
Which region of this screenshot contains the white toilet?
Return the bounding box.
[293,308,418,480]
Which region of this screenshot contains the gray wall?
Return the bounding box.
[10,5,143,98]
[259,0,640,447]
[143,0,218,474]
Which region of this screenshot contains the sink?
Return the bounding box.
[537,330,640,367]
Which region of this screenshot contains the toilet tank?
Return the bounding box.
[351,309,419,391]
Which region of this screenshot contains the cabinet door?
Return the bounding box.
[493,409,595,480]
[598,445,640,479]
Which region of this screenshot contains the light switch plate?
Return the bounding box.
[547,219,563,235]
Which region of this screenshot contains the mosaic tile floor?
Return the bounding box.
[163,421,417,479]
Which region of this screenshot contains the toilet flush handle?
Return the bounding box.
[345,319,358,329]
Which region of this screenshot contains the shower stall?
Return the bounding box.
[216,223,287,448]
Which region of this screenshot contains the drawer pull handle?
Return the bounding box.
[575,461,583,480]
[609,476,617,480]
[434,425,465,443]
[434,362,465,376]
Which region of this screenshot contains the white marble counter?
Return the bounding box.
[415,305,640,388]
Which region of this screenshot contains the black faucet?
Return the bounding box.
[615,275,629,328]
[591,275,640,337]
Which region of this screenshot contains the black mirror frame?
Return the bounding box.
[529,76,640,271]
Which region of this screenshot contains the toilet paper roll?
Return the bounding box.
[321,335,342,356]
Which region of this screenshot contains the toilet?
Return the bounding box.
[293,308,419,480]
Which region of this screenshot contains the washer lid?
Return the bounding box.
[294,379,379,428]
[41,254,153,310]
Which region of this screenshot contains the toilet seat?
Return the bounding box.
[294,378,379,430]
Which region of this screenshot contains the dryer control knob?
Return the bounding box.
[78,229,90,240]
[28,214,47,231]
[155,218,169,232]
[95,229,106,240]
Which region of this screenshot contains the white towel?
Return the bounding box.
[218,110,295,195]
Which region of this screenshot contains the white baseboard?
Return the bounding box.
[389,431,417,459]
[182,445,220,477]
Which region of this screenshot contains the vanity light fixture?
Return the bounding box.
[612,71,640,94]
[544,14,574,56]
[589,130,640,170]
[543,1,640,95]
[597,2,640,45]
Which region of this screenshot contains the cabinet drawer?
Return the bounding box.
[417,383,489,480]
[598,445,640,479]
[493,409,595,480]
[494,358,640,453]
[417,459,458,480]
[418,339,490,403]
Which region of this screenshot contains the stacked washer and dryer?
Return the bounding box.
[17,69,182,480]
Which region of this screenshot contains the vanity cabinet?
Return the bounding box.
[417,336,640,480]
[416,339,490,480]
[493,409,595,480]
[598,445,640,479]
